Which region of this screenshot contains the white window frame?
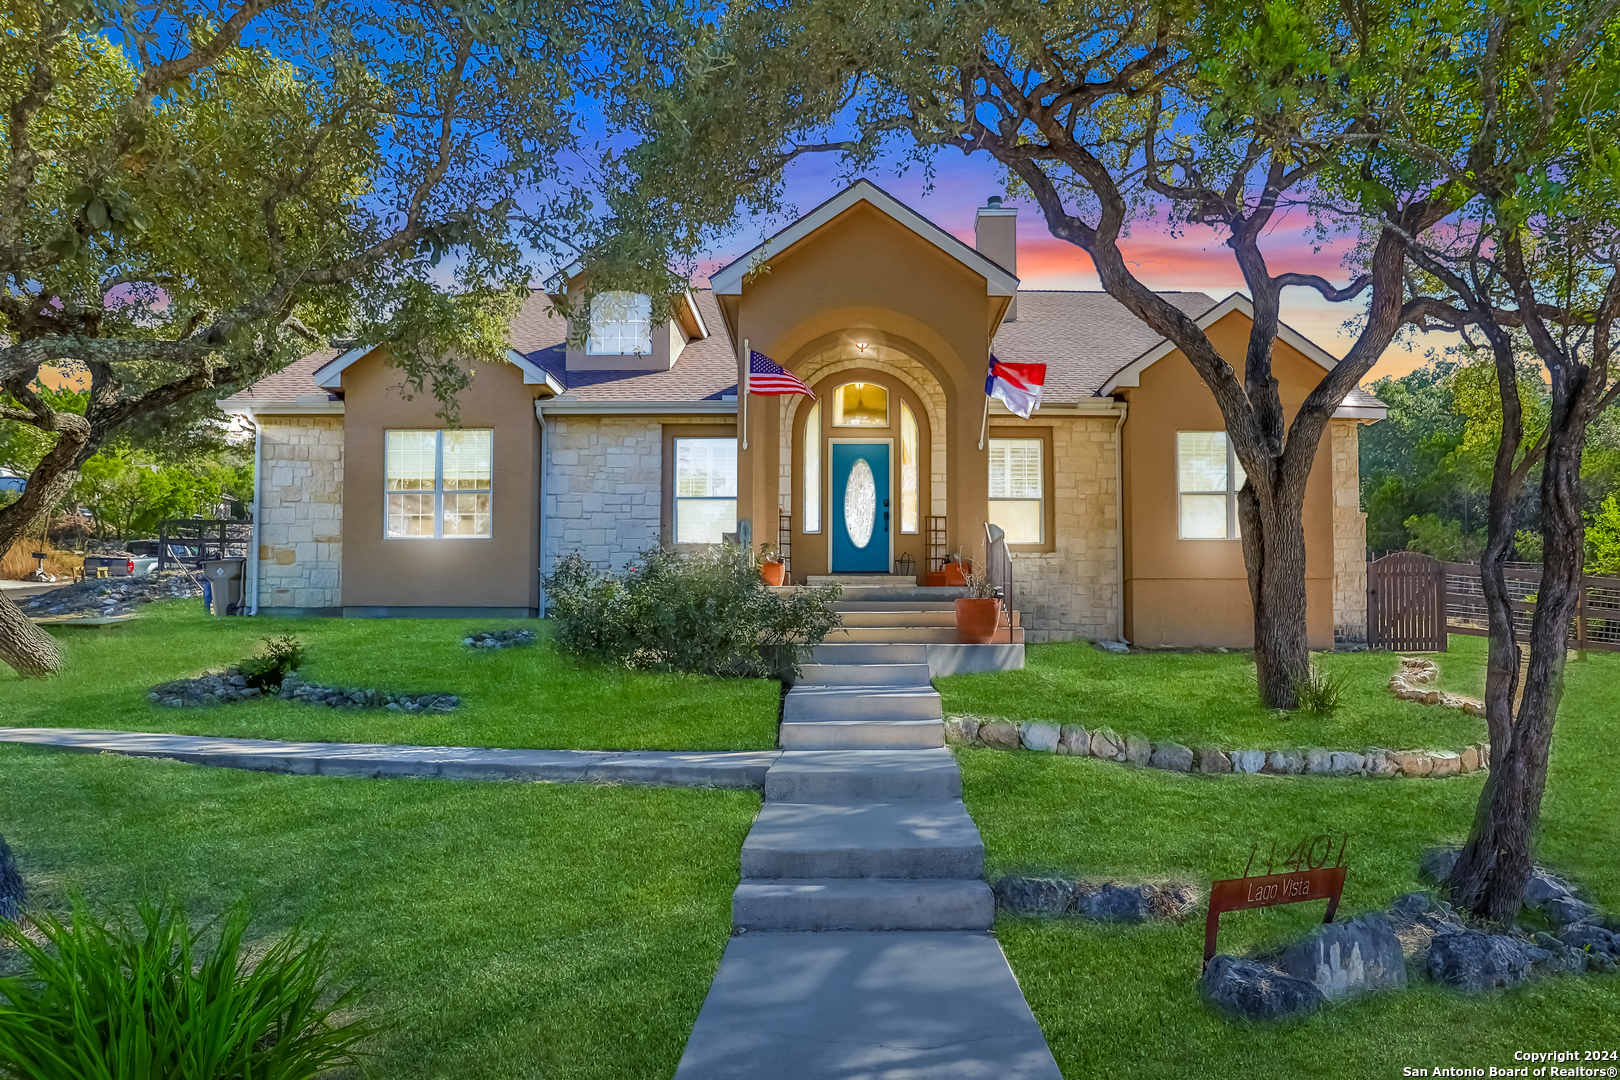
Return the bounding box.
[585,291,653,355]
[672,436,737,545]
[988,437,1044,545]
[1176,431,1245,540]
[385,429,493,540]
[899,401,920,534]
[802,401,822,533]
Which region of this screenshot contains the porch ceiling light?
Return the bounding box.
[854,341,870,352]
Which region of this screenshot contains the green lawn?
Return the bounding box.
[3,601,779,750]
[937,638,1488,750]
[0,745,760,1079]
[958,636,1620,1078]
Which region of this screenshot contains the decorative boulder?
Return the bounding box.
[1386,891,1465,965]
[1426,930,1540,992]
[1197,746,1232,774]
[1525,871,1600,927]
[1231,750,1266,774]
[1392,751,1433,777]
[1090,727,1127,762]
[1330,751,1367,775]
[1558,924,1620,973]
[1420,847,1461,883]
[1528,932,1589,975]
[1429,751,1462,778]
[1270,913,1408,1000]
[956,716,981,743]
[1057,724,1090,756]
[1075,882,1155,922]
[1149,741,1194,773]
[1123,734,1153,767]
[1263,750,1304,775]
[1364,750,1400,777]
[1095,640,1130,654]
[1459,746,1481,773]
[1021,722,1061,754]
[1200,955,1326,1020]
[978,721,1021,750]
[993,877,1074,916]
[1304,748,1334,774]
[943,717,974,744]
[0,834,23,922]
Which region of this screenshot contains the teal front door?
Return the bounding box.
[830,442,890,573]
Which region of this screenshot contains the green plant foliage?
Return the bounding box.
[543,545,842,677]
[238,634,306,691]
[1403,512,1485,563]
[1290,664,1347,716]
[1589,495,1620,576]
[0,897,376,1080]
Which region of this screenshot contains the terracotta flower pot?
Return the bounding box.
[955,597,1002,645]
[761,560,786,586]
[942,563,970,587]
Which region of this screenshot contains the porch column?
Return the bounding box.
[737,366,778,554]
[946,377,990,562]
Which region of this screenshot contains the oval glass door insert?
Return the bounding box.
[845,457,876,548]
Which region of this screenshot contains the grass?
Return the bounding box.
[957,635,1620,1078]
[2,600,780,750]
[0,745,761,1079]
[937,639,1486,750]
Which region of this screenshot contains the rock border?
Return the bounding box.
[945,715,1490,779]
[464,628,537,650]
[148,671,459,714]
[1389,655,1486,715]
[994,876,1199,922]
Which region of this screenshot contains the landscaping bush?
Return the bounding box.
[543,544,841,677]
[0,898,376,1080]
[238,634,305,691]
[1291,663,1347,715]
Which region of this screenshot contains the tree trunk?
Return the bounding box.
[1238,461,1313,708]
[0,590,64,678]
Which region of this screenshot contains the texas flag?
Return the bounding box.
[985,356,1046,418]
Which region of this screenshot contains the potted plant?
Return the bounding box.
[955,562,1002,644]
[759,542,787,586]
[941,553,971,587]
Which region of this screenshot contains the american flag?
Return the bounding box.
[748,351,815,396]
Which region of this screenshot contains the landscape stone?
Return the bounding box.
[1426,930,1540,991]
[1095,640,1130,654]
[953,716,981,743]
[1419,847,1461,882]
[1123,734,1153,767]
[1263,750,1304,775]
[1057,724,1089,756]
[1330,751,1367,774]
[1149,741,1194,772]
[1558,924,1620,973]
[1021,722,1061,754]
[1075,883,1155,922]
[1197,746,1232,774]
[1387,892,1465,964]
[1542,895,1600,927]
[943,717,972,744]
[1304,748,1334,774]
[1270,914,1408,1000]
[1528,932,1588,975]
[993,877,1074,916]
[1429,751,1462,778]
[1089,727,1127,761]
[1200,955,1326,1020]
[979,721,1021,750]
[1231,750,1266,774]
[1364,750,1400,777]
[1392,751,1433,777]
[0,834,24,922]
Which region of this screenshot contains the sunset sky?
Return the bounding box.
[687,153,1454,387]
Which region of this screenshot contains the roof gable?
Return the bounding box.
[709,179,1019,299]
[310,344,563,395]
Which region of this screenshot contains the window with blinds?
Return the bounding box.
[1177,431,1246,539]
[673,437,737,544]
[989,438,1043,544]
[385,429,493,539]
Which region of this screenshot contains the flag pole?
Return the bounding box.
[741,338,749,451]
[978,355,991,450]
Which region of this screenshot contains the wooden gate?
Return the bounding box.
[1367,552,1448,652]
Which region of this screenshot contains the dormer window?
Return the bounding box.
[586,291,653,355]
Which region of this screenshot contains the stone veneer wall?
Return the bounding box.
[256,415,344,612]
[1332,418,1369,644]
[1006,415,1123,643]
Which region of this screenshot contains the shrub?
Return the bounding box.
[0,898,377,1080]
[1291,664,1347,715]
[543,544,842,677]
[238,634,304,691]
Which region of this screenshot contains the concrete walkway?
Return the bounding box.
[675,590,1059,1079]
[0,728,779,789]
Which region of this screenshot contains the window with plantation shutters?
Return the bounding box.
[1177,431,1245,539]
[988,438,1043,544]
[385,429,492,539]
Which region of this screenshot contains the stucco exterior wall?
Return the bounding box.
[993,413,1123,642]
[1332,419,1369,643]
[256,414,344,614]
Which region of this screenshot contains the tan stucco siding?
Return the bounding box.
[1332,419,1369,643]
[255,414,344,613]
[1120,312,1336,649]
[990,413,1124,642]
[339,350,542,613]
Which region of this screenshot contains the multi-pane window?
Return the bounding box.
[988,438,1043,544]
[586,291,653,355]
[674,437,737,544]
[386,429,493,538]
[900,401,920,533]
[803,402,821,533]
[1177,431,1246,539]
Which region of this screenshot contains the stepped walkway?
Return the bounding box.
[673,585,1058,1078]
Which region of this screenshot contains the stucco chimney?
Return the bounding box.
[975,195,1018,322]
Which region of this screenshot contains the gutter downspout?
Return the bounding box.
[247,411,262,616]
[1112,402,1128,643]
[536,404,548,619]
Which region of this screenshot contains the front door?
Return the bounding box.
[830,442,890,573]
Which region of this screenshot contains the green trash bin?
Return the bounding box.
[200,558,246,616]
